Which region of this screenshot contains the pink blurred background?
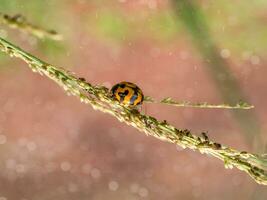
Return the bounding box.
[0,0,267,199]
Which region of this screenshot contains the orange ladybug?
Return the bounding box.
[111,82,144,106]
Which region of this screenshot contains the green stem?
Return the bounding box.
[145,97,254,109]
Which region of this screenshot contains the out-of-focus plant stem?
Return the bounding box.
[172,0,261,149]
[0,12,62,40]
[0,37,267,185]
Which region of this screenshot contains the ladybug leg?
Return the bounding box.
[138,104,144,114]
[144,104,147,115]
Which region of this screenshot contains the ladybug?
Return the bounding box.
[111,81,144,106]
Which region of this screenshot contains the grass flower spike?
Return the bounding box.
[0,37,266,185]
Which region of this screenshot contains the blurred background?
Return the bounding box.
[0,0,267,199]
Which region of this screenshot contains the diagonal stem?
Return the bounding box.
[0,37,266,185]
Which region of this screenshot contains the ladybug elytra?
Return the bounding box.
[111,81,144,106]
